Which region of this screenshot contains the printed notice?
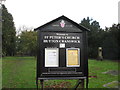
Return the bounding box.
[67,48,80,67]
[45,48,58,67]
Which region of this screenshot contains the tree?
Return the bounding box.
[2,5,16,56]
[16,30,37,56]
[80,17,119,60]
[80,17,104,58]
[102,24,120,60]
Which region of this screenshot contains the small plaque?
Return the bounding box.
[60,43,65,48]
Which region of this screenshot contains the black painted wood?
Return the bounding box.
[35,15,89,88]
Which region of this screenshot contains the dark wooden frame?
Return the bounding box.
[34,15,89,89]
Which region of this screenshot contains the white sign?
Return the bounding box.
[60,43,65,48]
[45,48,59,67]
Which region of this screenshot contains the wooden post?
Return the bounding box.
[74,79,85,89]
[40,80,44,90]
[36,78,39,89]
[81,79,84,88]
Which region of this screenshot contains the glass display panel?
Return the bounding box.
[66,48,80,67]
[45,48,59,67]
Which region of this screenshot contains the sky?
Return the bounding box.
[4,0,120,30]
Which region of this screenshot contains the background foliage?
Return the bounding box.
[2,5,16,56]
[2,5,120,60]
[80,17,119,60]
[16,30,37,56]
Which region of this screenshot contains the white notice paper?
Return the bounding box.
[45,48,58,67]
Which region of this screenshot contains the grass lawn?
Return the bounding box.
[2,57,119,88]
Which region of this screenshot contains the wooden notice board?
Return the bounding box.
[66,48,80,67]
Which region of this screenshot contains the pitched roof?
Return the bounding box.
[34,15,90,32]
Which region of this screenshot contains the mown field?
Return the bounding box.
[2,57,119,88]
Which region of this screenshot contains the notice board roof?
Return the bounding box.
[34,15,90,32]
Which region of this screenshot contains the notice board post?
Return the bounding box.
[34,15,89,89]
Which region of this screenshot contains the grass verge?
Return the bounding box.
[2,57,119,88]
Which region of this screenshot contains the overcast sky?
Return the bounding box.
[4,0,119,30]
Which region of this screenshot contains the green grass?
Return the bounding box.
[2,57,119,88]
[88,60,119,88]
[2,57,36,88]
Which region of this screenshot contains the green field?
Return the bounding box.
[2,57,119,88]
